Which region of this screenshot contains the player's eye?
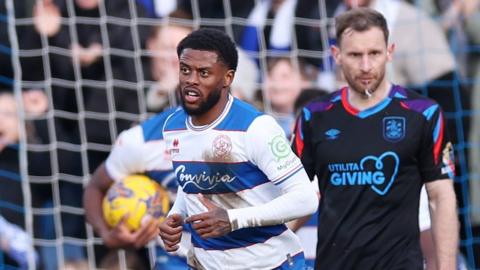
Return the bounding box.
[180,66,190,75]
[200,70,209,77]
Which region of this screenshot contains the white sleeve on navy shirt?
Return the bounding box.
[228,115,318,230]
[105,125,173,182]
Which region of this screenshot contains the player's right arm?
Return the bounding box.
[84,125,171,249]
[83,162,139,248]
[226,115,318,230]
[159,186,187,251]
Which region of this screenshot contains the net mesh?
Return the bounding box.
[0,0,478,269]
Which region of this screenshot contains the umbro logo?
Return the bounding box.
[325,129,340,140]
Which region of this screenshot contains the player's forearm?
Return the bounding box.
[83,164,113,237]
[429,182,459,270]
[228,172,318,230]
[83,184,110,237]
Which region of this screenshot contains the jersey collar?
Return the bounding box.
[341,86,393,119]
[187,94,234,131]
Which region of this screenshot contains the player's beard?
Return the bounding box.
[345,70,385,98]
[180,86,222,116]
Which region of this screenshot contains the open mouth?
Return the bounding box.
[183,88,201,103]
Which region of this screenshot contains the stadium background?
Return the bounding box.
[0,0,479,269]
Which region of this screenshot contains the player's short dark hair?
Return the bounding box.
[335,7,389,46]
[177,28,238,71]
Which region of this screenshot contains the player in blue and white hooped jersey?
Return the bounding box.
[84,106,190,269]
[155,28,317,270]
[84,28,318,270]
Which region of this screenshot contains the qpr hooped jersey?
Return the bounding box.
[143,95,306,270]
[293,85,455,270]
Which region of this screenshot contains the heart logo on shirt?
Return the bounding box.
[360,151,400,196]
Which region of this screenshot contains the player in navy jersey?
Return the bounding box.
[292,8,458,270]
[84,28,318,270]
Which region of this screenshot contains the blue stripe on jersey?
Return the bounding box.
[302,107,311,121]
[274,252,306,270]
[173,161,269,194]
[274,164,303,185]
[146,170,177,190]
[215,99,263,131]
[142,107,179,141]
[163,109,188,131]
[393,91,407,99]
[331,91,342,102]
[423,104,439,121]
[190,224,287,250]
[357,97,392,119]
[433,115,442,143]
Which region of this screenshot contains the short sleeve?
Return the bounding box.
[418,106,455,182]
[105,125,172,181]
[292,107,316,180]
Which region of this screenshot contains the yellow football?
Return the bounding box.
[102,175,170,231]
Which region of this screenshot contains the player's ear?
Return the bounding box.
[386,43,395,62]
[331,45,341,65]
[223,69,235,88]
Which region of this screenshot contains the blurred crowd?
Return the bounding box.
[0,0,479,269]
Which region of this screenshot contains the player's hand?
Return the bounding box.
[185,194,232,239]
[100,214,159,249]
[132,215,161,249]
[159,214,184,252]
[100,214,137,248]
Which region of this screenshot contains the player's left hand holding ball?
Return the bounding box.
[185,194,232,239]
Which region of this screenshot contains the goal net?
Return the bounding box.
[1,0,478,269]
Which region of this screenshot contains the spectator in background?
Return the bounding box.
[135,0,178,18]
[0,90,47,269]
[145,10,193,112]
[30,0,150,269]
[230,48,259,105]
[177,0,254,42]
[0,93,20,152]
[0,215,38,270]
[263,56,312,138]
[239,0,327,68]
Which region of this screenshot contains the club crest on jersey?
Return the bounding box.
[383,117,405,142]
[212,135,232,158]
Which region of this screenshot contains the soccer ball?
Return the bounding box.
[102,175,170,231]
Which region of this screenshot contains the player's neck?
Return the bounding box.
[190,92,230,127]
[348,82,391,111]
